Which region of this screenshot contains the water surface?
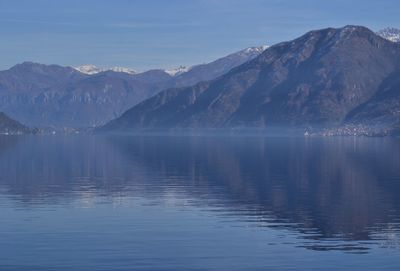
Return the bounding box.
[0,135,400,270]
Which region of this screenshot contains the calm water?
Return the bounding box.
[0,135,400,270]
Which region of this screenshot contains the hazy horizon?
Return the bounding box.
[1,0,399,71]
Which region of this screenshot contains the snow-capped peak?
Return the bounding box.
[235,45,269,57]
[377,27,400,43]
[74,64,137,75]
[164,65,192,76]
[243,45,269,54]
[108,66,137,74]
[74,64,102,75]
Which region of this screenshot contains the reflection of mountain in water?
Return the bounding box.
[109,136,400,250]
[0,135,400,251]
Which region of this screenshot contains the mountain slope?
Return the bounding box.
[100,26,400,131]
[46,69,173,127]
[0,112,30,134]
[170,46,268,87]
[344,69,400,134]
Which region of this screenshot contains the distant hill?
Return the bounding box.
[99,26,400,136]
[0,112,31,134]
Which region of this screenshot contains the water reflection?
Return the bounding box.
[0,135,400,253]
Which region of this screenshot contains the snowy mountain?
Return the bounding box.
[74,64,137,75]
[108,66,137,74]
[237,45,269,56]
[377,27,400,43]
[164,66,192,76]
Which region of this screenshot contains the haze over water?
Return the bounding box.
[0,135,400,270]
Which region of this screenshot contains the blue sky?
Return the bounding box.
[0,0,399,71]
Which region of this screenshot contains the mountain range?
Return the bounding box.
[0,46,267,128]
[0,26,399,135]
[100,26,400,135]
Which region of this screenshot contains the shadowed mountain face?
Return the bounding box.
[0,112,30,134]
[344,69,400,134]
[0,47,265,128]
[0,64,172,127]
[101,26,400,131]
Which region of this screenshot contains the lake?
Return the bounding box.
[0,134,399,270]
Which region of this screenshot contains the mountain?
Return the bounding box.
[0,46,267,128]
[0,112,30,134]
[377,27,400,43]
[100,26,400,134]
[0,62,85,90]
[74,64,137,75]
